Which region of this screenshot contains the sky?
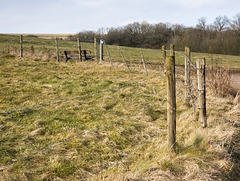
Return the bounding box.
[1,0,240,34]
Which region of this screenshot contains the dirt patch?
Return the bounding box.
[231,74,240,91]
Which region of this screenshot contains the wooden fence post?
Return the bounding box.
[117,46,131,71]
[162,45,166,66]
[20,35,23,57]
[96,42,99,63]
[196,58,207,128]
[77,38,82,62]
[100,39,104,62]
[166,44,176,152]
[55,38,59,62]
[94,37,97,60]
[185,47,191,104]
[140,49,148,76]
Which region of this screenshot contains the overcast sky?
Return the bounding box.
[1,0,240,34]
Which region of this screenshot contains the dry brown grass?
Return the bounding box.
[89,74,239,181]
[207,65,232,97]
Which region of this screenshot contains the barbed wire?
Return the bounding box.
[187,56,197,70]
[0,100,165,169]
[0,75,162,116]
[163,50,198,70]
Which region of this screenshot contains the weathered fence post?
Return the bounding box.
[20,35,23,57]
[185,47,191,104]
[162,45,166,67]
[117,46,131,71]
[100,39,104,62]
[140,49,148,76]
[96,42,99,63]
[77,38,82,62]
[196,58,207,128]
[166,44,176,152]
[55,38,59,62]
[94,37,97,60]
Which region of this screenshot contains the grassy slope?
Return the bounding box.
[0,34,239,180]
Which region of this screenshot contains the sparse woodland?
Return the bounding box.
[69,14,240,56]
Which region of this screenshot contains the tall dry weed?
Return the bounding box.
[207,59,232,97]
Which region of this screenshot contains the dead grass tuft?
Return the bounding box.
[207,63,233,97]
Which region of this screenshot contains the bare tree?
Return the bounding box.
[231,13,240,33]
[213,15,230,32]
[197,17,207,30]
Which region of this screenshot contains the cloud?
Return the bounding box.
[178,0,225,7]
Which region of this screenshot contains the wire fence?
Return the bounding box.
[0,75,162,116]
[0,36,168,176]
[0,59,165,169]
[0,99,165,168]
[1,36,239,179]
[0,45,195,173]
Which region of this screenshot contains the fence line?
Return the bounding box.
[0,75,161,116]
[1,39,227,177]
[0,100,165,169]
[165,46,208,128]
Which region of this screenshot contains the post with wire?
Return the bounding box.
[100,39,104,62]
[20,35,23,58]
[77,38,82,62]
[94,37,97,60]
[140,48,148,76]
[55,38,59,62]
[196,58,207,128]
[162,45,166,68]
[185,47,191,105]
[166,44,176,152]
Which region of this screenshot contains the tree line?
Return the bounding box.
[68,14,240,55]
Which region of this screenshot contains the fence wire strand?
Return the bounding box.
[0,99,165,169]
[0,75,162,116]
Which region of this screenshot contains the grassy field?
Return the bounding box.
[0,34,239,180]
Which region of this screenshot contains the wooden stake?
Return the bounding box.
[20,35,23,57]
[197,58,207,128]
[94,37,97,61]
[170,44,175,56]
[117,46,131,71]
[185,47,191,104]
[162,45,166,66]
[96,42,99,64]
[166,44,176,152]
[56,38,59,62]
[100,39,104,62]
[141,49,148,76]
[77,38,82,62]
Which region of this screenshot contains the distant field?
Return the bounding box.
[1,34,240,68]
[5,33,73,40]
